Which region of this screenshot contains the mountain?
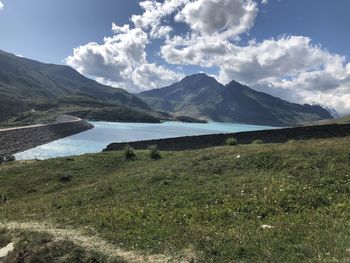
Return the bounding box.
[0,50,159,126]
[139,73,333,126]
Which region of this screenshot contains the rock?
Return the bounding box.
[0,242,14,259]
[261,224,274,229]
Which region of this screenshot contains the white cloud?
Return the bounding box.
[261,0,268,5]
[0,1,4,11]
[131,63,183,90]
[160,0,259,66]
[217,36,329,84]
[66,23,183,92]
[131,0,189,39]
[161,34,233,66]
[175,0,258,39]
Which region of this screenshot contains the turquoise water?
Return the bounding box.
[15,121,276,160]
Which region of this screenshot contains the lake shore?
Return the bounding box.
[14,121,275,160]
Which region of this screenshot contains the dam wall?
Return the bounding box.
[104,123,350,152]
[0,118,93,155]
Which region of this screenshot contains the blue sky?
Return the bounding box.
[1,0,350,63]
[1,0,350,113]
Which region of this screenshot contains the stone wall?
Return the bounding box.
[104,123,350,152]
[0,119,93,155]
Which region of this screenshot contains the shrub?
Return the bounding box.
[252,139,264,144]
[225,137,237,146]
[59,174,72,183]
[124,145,136,160]
[0,194,7,203]
[0,155,16,164]
[148,145,161,160]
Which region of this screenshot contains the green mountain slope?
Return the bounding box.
[0,50,157,125]
[139,74,333,126]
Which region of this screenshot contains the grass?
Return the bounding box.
[1,137,350,262]
[0,228,11,247]
[0,228,125,263]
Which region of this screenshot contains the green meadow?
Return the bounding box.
[1,136,350,262]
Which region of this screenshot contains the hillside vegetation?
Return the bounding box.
[312,114,350,125]
[1,137,350,262]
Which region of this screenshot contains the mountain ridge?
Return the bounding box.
[0,50,333,127]
[0,50,161,126]
[139,74,332,126]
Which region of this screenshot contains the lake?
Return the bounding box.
[15,121,276,160]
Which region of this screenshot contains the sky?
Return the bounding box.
[1,0,350,114]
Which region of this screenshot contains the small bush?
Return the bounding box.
[0,154,16,164]
[252,139,264,144]
[148,145,161,160]
[225,137,237,146]
[124,145,136,160]
[59,174,72,183]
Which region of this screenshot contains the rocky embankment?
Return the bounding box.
[0,116,93,155]
[104,123,350,152]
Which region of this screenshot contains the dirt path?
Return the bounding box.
[0,221,192,263]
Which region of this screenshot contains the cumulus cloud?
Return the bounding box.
[0,1,4,11]
[131,0,188,39]
[161,34,234,67]
[66,23,183,92]
[160,0,259,69]
[217,36,330,84]
[175,0,258,39]
[160,0,259,67]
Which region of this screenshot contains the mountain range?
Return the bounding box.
[139,74,332,126]
[0,50,333,127]
[0,50,160,126]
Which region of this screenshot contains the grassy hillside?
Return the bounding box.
[311,114,350,125]
[1,137,350,262]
